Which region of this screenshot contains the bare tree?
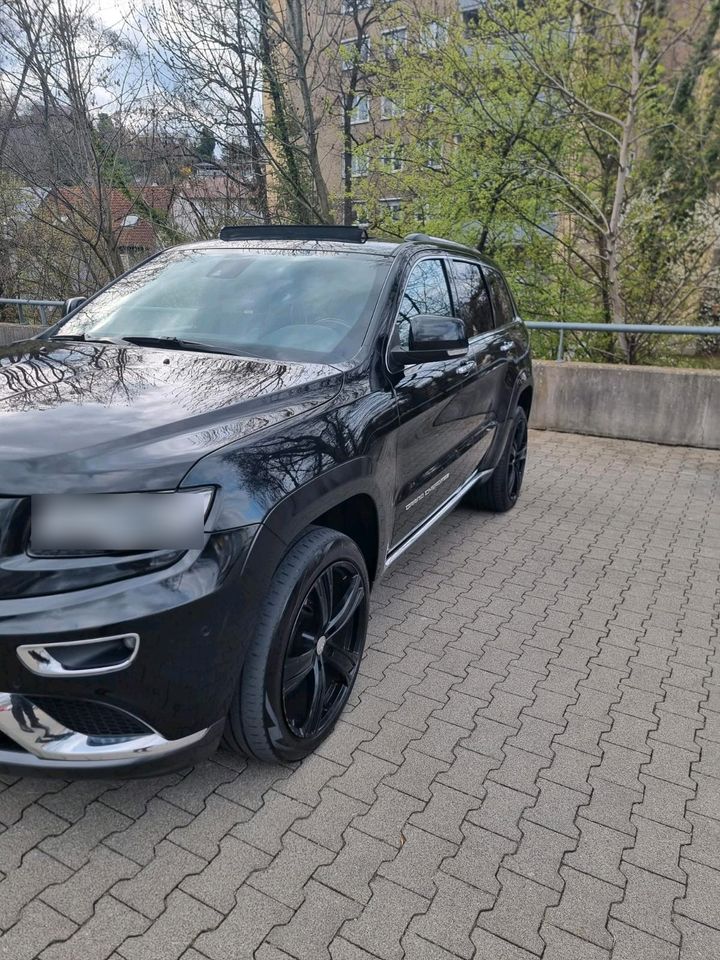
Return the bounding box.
[1,0,177,296]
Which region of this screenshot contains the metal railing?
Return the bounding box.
[1,299,720,361]
[0,298,64,326]
[525,320,720,361]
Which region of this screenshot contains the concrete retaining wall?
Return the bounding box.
[0,322,48,347]
[531,359,720,449]
[0,328,717,449]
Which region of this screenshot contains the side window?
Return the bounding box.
[395,258,453,349]
[484,267,516,327]
[451,260,494,338]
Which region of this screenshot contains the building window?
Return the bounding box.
[382,145,404,172]
[380,96,403,120]
[340,36,371,71]
[341,0,371,13]
[121,214,139,227]
[422,20,448,48]
[382,27,407,58]
[350,95,370,124]
[351,153,369,177]
[426,140,443,169]
[462,6,480,33]
[380,197,402,221]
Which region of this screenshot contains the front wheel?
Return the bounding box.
[466,406,528,513]
[223,526,369,762]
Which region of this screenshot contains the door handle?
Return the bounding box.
[456,359,477,376]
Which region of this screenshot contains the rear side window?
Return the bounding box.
[451,260,494,338]
[484,267,516,326]
[395,258,453,349]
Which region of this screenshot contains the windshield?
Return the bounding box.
[57,247,391,363]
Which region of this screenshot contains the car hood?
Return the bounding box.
[0,339,343,493]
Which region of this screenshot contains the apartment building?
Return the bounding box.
[265,0,715,227]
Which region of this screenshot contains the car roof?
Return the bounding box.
[177,238,401,258]
[171,232,500,271]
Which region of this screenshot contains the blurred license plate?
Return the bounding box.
[31,492,207,552]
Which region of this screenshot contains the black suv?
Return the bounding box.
[0,226,532,776]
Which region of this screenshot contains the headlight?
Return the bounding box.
[30,488,214,554]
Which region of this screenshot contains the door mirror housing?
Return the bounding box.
[390,315,469,365]
[62,296,87,317]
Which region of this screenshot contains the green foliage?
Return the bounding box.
[196,126,217,161]
[353,0,720,363]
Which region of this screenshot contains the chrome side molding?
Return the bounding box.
[385,467,493,568]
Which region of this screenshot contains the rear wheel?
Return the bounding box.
[223,526,369,762]
[466,406,528,512]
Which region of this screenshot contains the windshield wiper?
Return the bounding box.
[49,333,130,345]
[117,335,249,357]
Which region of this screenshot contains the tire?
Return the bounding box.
[466,406,528,513]
[223,526,370,762]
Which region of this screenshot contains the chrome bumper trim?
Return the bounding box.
[16,633,139,677]
[0,692,209,763]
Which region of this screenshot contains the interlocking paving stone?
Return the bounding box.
[0,900,77,960]
[41,845,139,924]
[0,805,69,871]
[42,894,148,960]
[563,817,631,887]
[409,873,490,959]
[607,919,680,960]
[179,835,270,913]
[0,778,65,827]
[228,790,310,856]
[351,784,425,847]
[503,819,576,891]
[118,889,220,960]
[539,923,610,959]
[316,825,396,904]
[113,839,205,919]
[2,431,718,959]
[105,798,193,866]
[474,867,561,955]
[195,884,293,959]
[340,877,429,960]
[0,849,71,931]
[611,863,684,944]
[267,880,363,960]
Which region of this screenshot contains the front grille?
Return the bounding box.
[30,697,151,738]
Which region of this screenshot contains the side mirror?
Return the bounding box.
[63,296,87,317]
[391,315,468,365]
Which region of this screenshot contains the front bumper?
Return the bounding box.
[0,693,224,777]
[0,524,276,776]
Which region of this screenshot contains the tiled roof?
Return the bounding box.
[52,185,173,250]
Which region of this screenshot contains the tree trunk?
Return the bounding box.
[285,0,333,222]
[605,0,648,363]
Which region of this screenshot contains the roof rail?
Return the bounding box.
[404,232,478,254]
[219,224,369,243]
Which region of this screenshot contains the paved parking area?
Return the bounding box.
[0,429,718,960]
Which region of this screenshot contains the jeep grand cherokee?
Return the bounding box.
[0,225,532,775]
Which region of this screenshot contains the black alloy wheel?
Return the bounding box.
[282,560,366,739]
[506,414,528,504]
[223,526,370,762]
[465,405,529,513]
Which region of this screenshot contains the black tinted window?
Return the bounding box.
[396,259,452,349]
[484,267,516,326]
[451,260,494,337]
